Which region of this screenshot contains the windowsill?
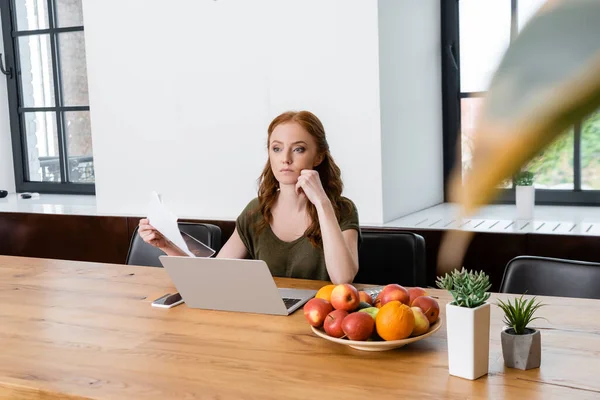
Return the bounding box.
[0,193,99,216]
[2,195,600,236]
[382,203,600,236]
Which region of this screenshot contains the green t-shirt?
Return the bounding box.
[236,197,361,281]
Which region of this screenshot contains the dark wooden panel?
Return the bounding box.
[127,217,142,241]
[460,232,527,292]
[526,234,600,263]
[412,229,443,288]
[374,228,527,292]
[0,212,129,263]
[2,211,594,293]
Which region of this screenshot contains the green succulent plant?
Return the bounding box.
[436,267,491,308]
[514,170,535,186]
[496,294,545,335]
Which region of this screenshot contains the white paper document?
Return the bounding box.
[146,191,215,258]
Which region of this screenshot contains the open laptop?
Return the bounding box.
[158,256,317,315]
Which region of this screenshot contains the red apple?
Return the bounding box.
[408,287,428,306]
[411,296,440,324]
[358,291,373,305]
[379,284,410,306]
[323,309,348,338]
[342,312,375,341]
[303,298,333,327]
[330,284,360,311]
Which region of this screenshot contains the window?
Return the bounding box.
[1,0,94,194]
[442,0,600,205]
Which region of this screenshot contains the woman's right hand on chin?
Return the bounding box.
[138,218,169,250]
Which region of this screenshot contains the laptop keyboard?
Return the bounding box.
[283,297,301,309]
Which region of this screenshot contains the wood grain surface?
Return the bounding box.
[1,256,599,399]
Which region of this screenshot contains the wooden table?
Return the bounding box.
[1,256,600,399]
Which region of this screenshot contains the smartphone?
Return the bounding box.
[151,292,184,308]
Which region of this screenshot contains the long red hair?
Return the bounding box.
[253,111,351,247]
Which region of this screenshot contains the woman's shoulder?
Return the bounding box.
[237,197,261,220]
[337,196,359,225]
[339,196,359,215]
[341,196,358,208]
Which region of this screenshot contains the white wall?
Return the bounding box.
[378,0,443,221]
[83,0,385,224]
[0,1,445,224]
[0,9,14,193]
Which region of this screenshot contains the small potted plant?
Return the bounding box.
[496,294,544,370]
[436,268,492,380]
[514,170,535,219]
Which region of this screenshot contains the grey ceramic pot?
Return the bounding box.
[501,327,541,370]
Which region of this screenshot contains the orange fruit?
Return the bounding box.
[315,284,336,302]
[375,300,415,341]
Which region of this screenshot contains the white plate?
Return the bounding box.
[310,318,442,351]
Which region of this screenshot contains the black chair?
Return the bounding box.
[354,231,427,286]
[499,255,600,300]
[126,222,222,267]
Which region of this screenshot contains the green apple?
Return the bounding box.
[358,306,379,321]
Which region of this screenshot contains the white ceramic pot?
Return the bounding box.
[445,302,491,380]
[516,185,535,220]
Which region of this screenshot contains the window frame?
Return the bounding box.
[441,0,600,206]
[1,0,94,195]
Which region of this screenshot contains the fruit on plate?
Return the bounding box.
[378,284,410,307]
[411,296,440,324]
[323,309,348,338]
[358,306,379,321]
[330,284,360,311]
[358,291,373,305]
[374,293,383,308]
[410,306,430,336]
[376,300,415,341]
[303,298,334,327]
[315,284,336,302]
[342,311,375,341]
[408,287,428,306]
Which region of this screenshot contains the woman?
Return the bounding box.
[138,110,361,284]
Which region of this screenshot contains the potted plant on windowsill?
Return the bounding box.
[497,294,544,370]
[514,170,535,220]
[436,268,492,380]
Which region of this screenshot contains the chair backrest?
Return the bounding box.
[354,231,427,286]
[499,255,600,300]
[126,222,222,267]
